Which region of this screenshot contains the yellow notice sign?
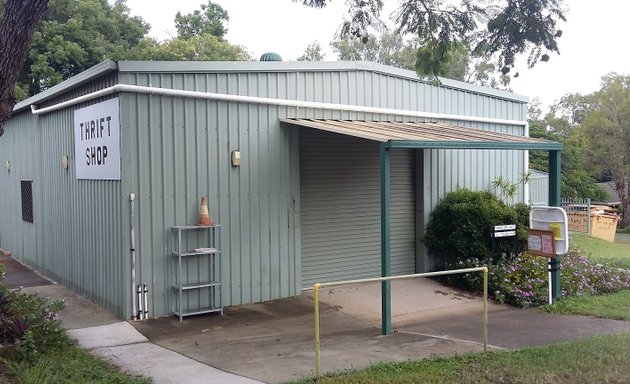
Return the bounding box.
[549,222,562,240]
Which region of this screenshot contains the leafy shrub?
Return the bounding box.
[423,189,529,264]
[0,285,68,362]
[443,247,630,308]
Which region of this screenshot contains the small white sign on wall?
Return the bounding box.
[73,98,121,180]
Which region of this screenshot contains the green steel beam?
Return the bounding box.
[380,143,392,336]
[549,150,561,207]
[549,150,562,302]
[385,140,563,151]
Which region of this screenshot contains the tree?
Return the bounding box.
[175,1,228,40]
[127,1,250,62]
[331,31,510,87]
[547,93,594,135]
[466,61,511,89]
[331,31,468,79]
[331,31,418,71]
[16,0,149,97]
[126,33,252,61]
[297,41,325,61]
[0,0,49,137]
[580,74,630,226]
[528,97,607,201]
[300,0,566,79]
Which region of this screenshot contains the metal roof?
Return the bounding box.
[12,59,528,114]
[280,119,563,151]
[13,60,118,113]
[117,61,527,102]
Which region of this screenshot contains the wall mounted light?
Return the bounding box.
[4,160,9,172]
[231,150,241,167]
[61,155,69,170]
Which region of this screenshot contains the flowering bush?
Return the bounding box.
[443,248,630,308]
[0,285,68,362]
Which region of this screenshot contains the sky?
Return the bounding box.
[124,0,630,110]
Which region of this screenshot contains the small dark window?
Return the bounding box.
[21,180,33,223]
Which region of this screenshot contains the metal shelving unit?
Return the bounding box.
[171,224,222,321]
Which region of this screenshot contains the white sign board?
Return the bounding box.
[529,207,569,255]
[74,98,120,180]
[494,224,516,231]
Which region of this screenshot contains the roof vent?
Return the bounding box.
[260,52,282,62]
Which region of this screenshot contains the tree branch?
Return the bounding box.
[0,0,49,137]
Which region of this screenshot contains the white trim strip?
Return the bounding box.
[30,84,526,126]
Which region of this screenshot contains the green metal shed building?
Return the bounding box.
[0,60,555,319]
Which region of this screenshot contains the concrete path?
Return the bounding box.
[312,277,480,327]
[69,322,262,384]
[1,253,51,288]
[398,302,630,349]
[615,232,630,242]
[21,284,120,330]
[314,279,630,349]
[132,296,483,383]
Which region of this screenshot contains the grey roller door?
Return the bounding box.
[300,129,415,287]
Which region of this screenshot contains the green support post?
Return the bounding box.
[380,143,392,336]
[548,150,562,302]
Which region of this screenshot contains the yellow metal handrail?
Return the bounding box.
[313,267,488,378]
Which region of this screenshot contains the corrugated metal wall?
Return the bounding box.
[0,112,40,264]
[118,72,302,317]
[0,74,127,316]
[529,170,549,206]
[300,129,415,287]
[288,70,525,122]
[1,62,528,319]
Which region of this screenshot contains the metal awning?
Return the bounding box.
[280,118,562,150]
[282,117,564,336]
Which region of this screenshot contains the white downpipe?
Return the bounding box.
[524,121,530,204]
[130,193,137,321]
[143,283,148,318]
[548,263,553,305]
[137,284,144,320]
[30,84,527,127]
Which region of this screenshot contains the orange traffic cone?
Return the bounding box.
[199,197,212,226]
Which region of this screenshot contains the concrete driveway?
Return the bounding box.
[132,278,630,383]
[132,290,482,383]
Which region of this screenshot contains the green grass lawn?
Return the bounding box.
[543,234,630,321]
[1,342,150,384]
[287,333,630,384]
[541,290,630,321]
[570,232,630,269]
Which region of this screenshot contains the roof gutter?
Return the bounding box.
[30,84,526,127]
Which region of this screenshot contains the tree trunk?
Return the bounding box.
[622,200,630,228]
[614,178,630,227]
[0,0,49,137]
